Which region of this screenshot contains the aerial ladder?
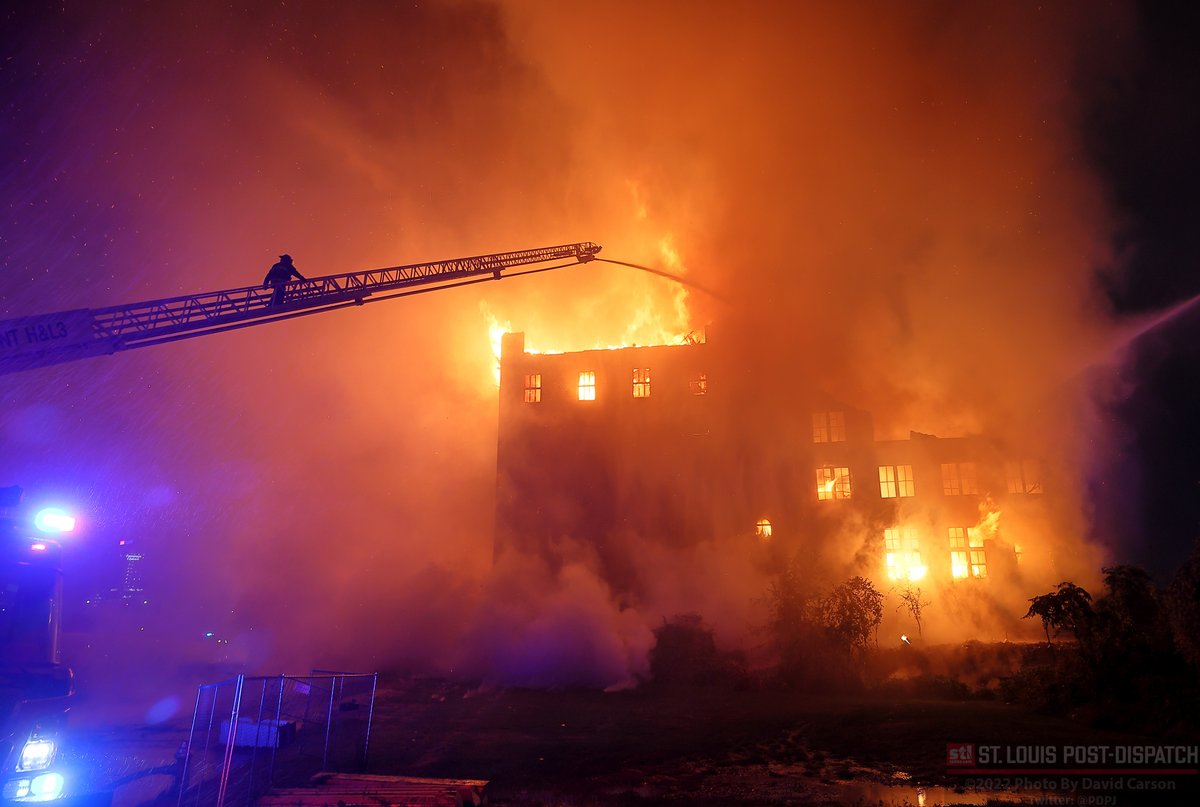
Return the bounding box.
[0,242,601,376]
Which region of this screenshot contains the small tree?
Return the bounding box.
[896,585,931,638]
[1024,582,1093,644]
[819,576,884,655]
[767,567,883,687]
[1166,540,1200,671]
[766,559,830,685]
[1098,565,1160,635]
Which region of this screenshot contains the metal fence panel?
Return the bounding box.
[177,672,377,807]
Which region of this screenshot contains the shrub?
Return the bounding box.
[648,613,746,687]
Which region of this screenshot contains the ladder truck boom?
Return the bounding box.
[0,242,601,376]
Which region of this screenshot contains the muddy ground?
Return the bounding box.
[360,677,1193,806]
[75,670,1198,807]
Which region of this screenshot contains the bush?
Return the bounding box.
[766,568,883,689]
[1011,567,1198,731]
[648,613,747,687]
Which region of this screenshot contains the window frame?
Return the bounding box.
[816,466,852,501]
[523,373,542,403]
[632,367,651,398]
[578,370,596,401]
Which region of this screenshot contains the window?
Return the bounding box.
[878,465,915,498]
[689,372,708,395]
[812,411,847,443]
[884,527,925,581]
[941,462,978,496]
[829,411,846,442]
[1005,460,1043,494]
[632,367,651,398]
[755,519,772,540]
[578,370,596,401]
[948,527,968,579]
[816,466,852,501]
[949,527,986,579]
[523,373,541,403]
[961,463,978,495]
[942,463,959,496]
[970,548,988,578]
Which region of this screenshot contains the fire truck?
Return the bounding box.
[1,486,75,804]
[0,242,601,803]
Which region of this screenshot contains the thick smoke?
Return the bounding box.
[0,0,1139,708]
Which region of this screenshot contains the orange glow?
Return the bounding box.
[483,189,698,359]
[975,504,1001,539]
[883,527,925,581]
[482,303,512,387]
[816,467,851,501]
[578,370,596,401]
[755,518,772,540]
[626,179,649,220]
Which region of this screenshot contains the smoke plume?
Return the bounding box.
[0,0,1142,706]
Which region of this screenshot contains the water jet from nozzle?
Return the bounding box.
[597,258,728,303]
[1109,291,1200,355]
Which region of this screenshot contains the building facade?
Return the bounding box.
[495,329,1049,599]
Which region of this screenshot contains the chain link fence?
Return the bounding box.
[176,671,377,807]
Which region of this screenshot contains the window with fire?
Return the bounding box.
[949,527,986,579]
[632,367,651,398]
[578,370,596,401]
[523,373,541,403]
[816,466,852,500]
[884,527,925,581]
[879,465,915,498]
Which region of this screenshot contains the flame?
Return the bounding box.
[514,237,696,355]
[975,500,1001,538]
[886,563,928,582]
[884,525,926,582]
[480,302,511,387]
[481,184,696,367]
[658,236,683,271]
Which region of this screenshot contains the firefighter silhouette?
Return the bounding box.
[262,254,306,306]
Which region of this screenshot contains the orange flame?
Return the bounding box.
[480,301,511,387]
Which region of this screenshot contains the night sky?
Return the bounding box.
[1081,1,1200,577]
[2,1,1198,696]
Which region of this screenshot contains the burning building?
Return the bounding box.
[495,327,1057,623]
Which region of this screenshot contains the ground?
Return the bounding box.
[75,665,1198,807]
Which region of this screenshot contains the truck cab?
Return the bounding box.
[1,486,72,804]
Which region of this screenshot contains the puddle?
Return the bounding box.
[841,777,1054,806]
[844,781,1020,805]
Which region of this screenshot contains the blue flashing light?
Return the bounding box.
[33,508,76,534]
[204,632,215,638]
